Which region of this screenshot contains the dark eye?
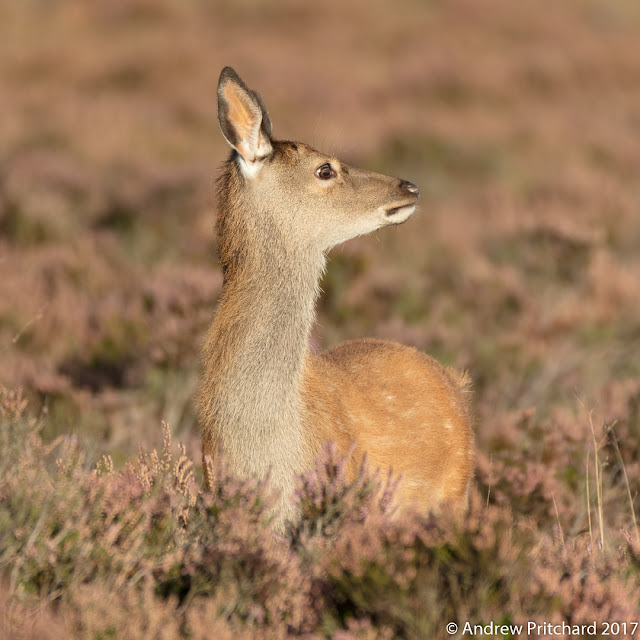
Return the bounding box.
[315,163,336,180]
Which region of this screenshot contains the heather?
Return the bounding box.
[2,0,640,637]
[2,386,640,638]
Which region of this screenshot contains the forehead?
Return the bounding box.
[273,140,329,164]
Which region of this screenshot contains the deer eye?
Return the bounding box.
[315,163,337,180]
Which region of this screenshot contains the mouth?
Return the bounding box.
[385,203,416,219]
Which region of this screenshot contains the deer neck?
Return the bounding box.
[201,217,325,487]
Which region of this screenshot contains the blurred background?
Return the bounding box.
[1,0,639,471]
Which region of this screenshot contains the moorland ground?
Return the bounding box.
[2,1,640,638]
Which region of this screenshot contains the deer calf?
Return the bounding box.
[197,67,474,527]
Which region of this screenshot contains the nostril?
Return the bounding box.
[399,180,419,196]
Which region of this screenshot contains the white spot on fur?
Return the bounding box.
[406,480,431,488]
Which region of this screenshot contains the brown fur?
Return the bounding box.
[197,67,475,527]
[304,340,474,514]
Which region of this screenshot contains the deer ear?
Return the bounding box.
[217,67,273,171]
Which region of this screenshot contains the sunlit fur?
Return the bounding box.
[197,67,475,528]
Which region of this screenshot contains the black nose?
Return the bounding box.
[399,180,419,196]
